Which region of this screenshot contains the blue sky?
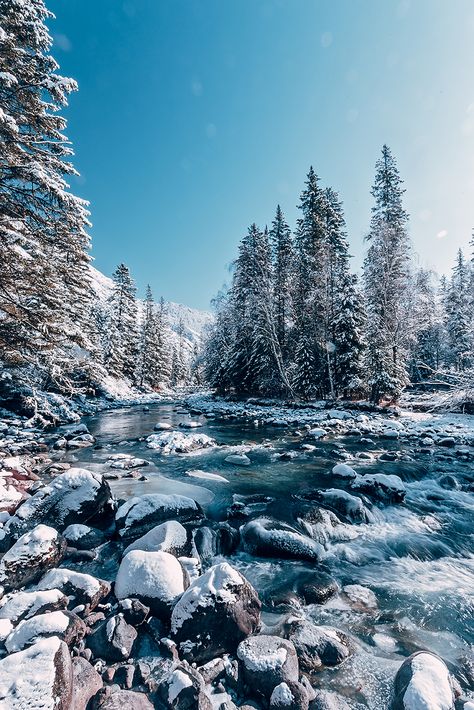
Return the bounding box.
[49,0,474,310]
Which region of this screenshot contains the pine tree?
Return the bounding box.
[155,298,172,386]
[104,264,138,381]
[446,249,471,370]
[0,0,91,393]
[363,145,411,402]
[270,205,293,356]
[137,285,163,389]
[170,318,189,386]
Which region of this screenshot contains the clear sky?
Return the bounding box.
[48,0,474,310]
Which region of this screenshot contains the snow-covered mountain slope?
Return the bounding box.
[89,266,213,349]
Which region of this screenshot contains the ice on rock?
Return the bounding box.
[224,454,251,466]
[187,469,229,482]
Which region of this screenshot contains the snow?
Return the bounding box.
[35,568,103,598]
[343,584,378,609]
[171,562,245,633]
[224,454,251,466]
[237,636,288,673]
[187,469,229,483]
[0,589,65,624]
[123,520,188,556]
[5,610,69,653]
[0,618,13,643]
[332,463,357,479]
[116,493,200,528]
[146,431,216,454]
[270,682,294,705]
[115,550,185,604]
[0,524,60,584]
[167,669,193,703]
[61,523,91,542]
[308,427,327,439]
[402,653,454,710]
[0,637,70,709]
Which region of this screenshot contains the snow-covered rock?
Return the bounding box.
[237,635,299,699]
[241,517,325,563]
[170,562,261,663]
[2,468,111,544]
[5,609,86,653]
[62,523,107,550]
[92,687,155,709]
[122,520,191,558]
[286,619,351,671]
[351,473,406,503]
[392,651,456,710]
[0,589,68,625]
[0,524,66,593]
[225,454,251,466]
[154,422,172,430]
[34,568,111,613]
[146,431,215,454]
[179,420,203,429]
[331,463,357,480]
[270,681,310,710]
[187,469,229,483]
[115,550,187,618]
[158,664,212,710]
[310,488,373,523]
[0,637,73,709]
[115,493,203,541]
[343,584,378,610]
[87,612,138,662]
[308,428,327,439]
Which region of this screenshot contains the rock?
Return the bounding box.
[343,584,378,610]
[154,422,172,430]
[0,524,66,593]
[3,468,111,544]
[298,572,339,605]
[115,550,187,619]
[5,609,85,653]
[115,494,203,542]
[286,620,351,671]
[179,420,203,429]
[270,681,310,710]
[118,598,150,626]
[309,690,351,709]
[146,431,215,453]
[331,464,357,480]
[198,657,226,684]
[439,437,456,447]
[0,637,73,709]
[171,562,261,663]
[392,651,456,710]
[351,473,406,503]
[93,687,154,709]
[0,588,68,624]
[122,520,192,558]
[72,656,103,710]
[305,488,372,523]
[240,517,324,563]
[63,524,108,550]
[308,428,327,439]
[237,635,299,699]
[87,613,137,662]
[158,663,213,709]
[34,568,111,613]
[225,454,251,466]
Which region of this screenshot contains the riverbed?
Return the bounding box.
[55,398,474,708]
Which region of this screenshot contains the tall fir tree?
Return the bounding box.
[104,264,138,382]
[269,205,294,356]
[445,249,471,370]
[363,145,411,402]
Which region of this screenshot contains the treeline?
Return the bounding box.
[203,146,474,403]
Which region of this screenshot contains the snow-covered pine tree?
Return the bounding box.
[0,0,91,402]
[104,264,139,382]
[292,167,328,397]
[445,249,471,370]
[155,297,172,386]
[407,268,445,381]
[203,291,233,394]
[362,145,411,403]
[269,205,294,357]
[170,318,189,386]
[137,285,161,389]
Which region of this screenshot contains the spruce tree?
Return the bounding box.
[269,205,293,355]
[363,145,411,402]
[446,250,471,370]
[104,264,138,382]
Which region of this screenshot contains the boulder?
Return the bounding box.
[392,651,456,710]
[158,663,213,709]
[63,524,108,550]
[2,468,111,545]
[170,562,261,663]
[240,518,324,563]
[351,473,406,503]
[305,488,372,523]
[0,637,73,709]
[331,464,357,480]
[286,620,351,672]
[34,568,111,613]
[0,524,66,593]
[298,572,339,605]
[309,690,351,709]
[270,681,310,710]
[146,431,215,454]
[115,550,187,619]
[237,635,299,699]
[87,613,137,662]
[115,494,203,541]
[93,688,154,709]
[72,657,103,710]
[118,598,150,626]
[0,588,68,624]
[122,520,192,558]
[5,610,86,653]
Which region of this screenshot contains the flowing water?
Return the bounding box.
[58,401,474,708]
